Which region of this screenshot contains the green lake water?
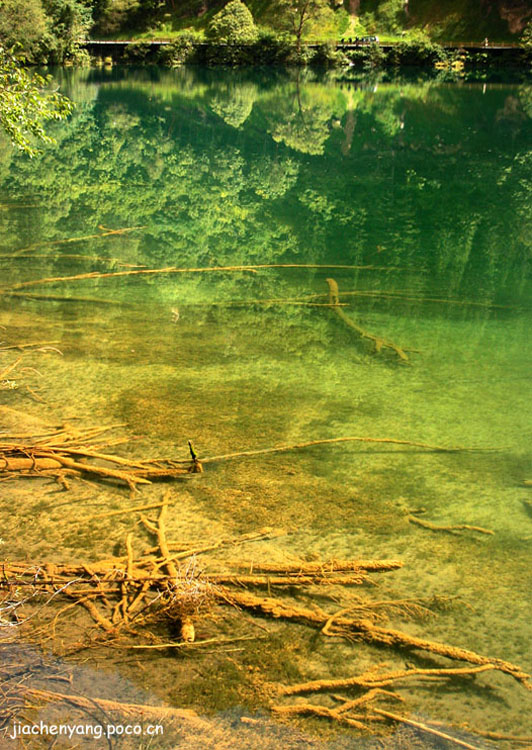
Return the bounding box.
[0,67,531,748]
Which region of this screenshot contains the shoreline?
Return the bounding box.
[77,39,529,69]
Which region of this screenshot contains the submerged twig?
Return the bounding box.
[0,263,411,294]
[409,516,494,536]
[200,435,493,465]
[13,226,145,255]
[369,708,483,750]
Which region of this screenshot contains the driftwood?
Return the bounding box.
[0,427,200,491]
[6,559,529,689]
[3,501,530,745]
[12,225,145,255]
[223,589,530,688]
[1,424,493,492]
[274,680,521,749]
[409,516,494,536]
[279,664,499,695]
[4,291,129,304]
[0,340,62,352]
[20,686,202,723]
[0,263,408,295]
[2,514,411,662]
[0,356,23,382]
[310,288,517,310]
[326,278,414,362]
[3,252,146,266]
[1,344,63,397]
[273,701,372,731]
[0,640,215,742]
[459,727,532,743]
[228,559,403,574]
[275,665,531,749]
[8,511,524,687]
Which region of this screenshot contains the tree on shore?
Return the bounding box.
[41,0,92,62]
[270,0,332,53]
[0,47,73,155]
[0,0,90,62]
[0,0,49,57]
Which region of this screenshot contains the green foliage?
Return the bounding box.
[204,43,246,65]
[96,0,140,35]
[348,41,387,69]
[264,79,342,154]
[123,39,153,61]
[252,28,292,64]
[399,0,522,43]
[522,20,532,48]
[375,0,405,33]
[158,31,202,66]
[311,41,348,68]
[41,0,92,62]
[0,66,529,312]
[250,155,299,198]
[0,46,73,155]
[202,27,294,65]
[388,33,445,65]
[207,0,259,44]
[210,80,258,126]
[336,7,349,37]
[79,0,530,45]
[521,20,532,65]
[0,0,90,63]
[0,0,49,58]
[270,0,332,51]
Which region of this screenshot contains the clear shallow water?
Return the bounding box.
[0,67,531,746]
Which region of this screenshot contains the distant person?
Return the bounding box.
[484,37,489,47]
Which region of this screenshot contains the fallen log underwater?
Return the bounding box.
[326,278,416,362]
[0,429,202,491]
[0,316,524,745]
[1,493,528,680]
[1,490,530,747]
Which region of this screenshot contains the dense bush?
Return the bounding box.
[521,20,532,65]
[311,41,348,68]
[207,0,258,44]
[95,0,139,35]
[388,34,445,66]
[252,28,292,65]
[123,40,153,62]
[0,0,90,63]
[204,43,251,66]
[158,31,203,66]
[347,43,388,69]
[41,0,92,63]
[0,0,49,58]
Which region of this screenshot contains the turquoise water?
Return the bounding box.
[0,67,531,746]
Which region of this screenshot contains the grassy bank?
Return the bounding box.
[94,0,530,45]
